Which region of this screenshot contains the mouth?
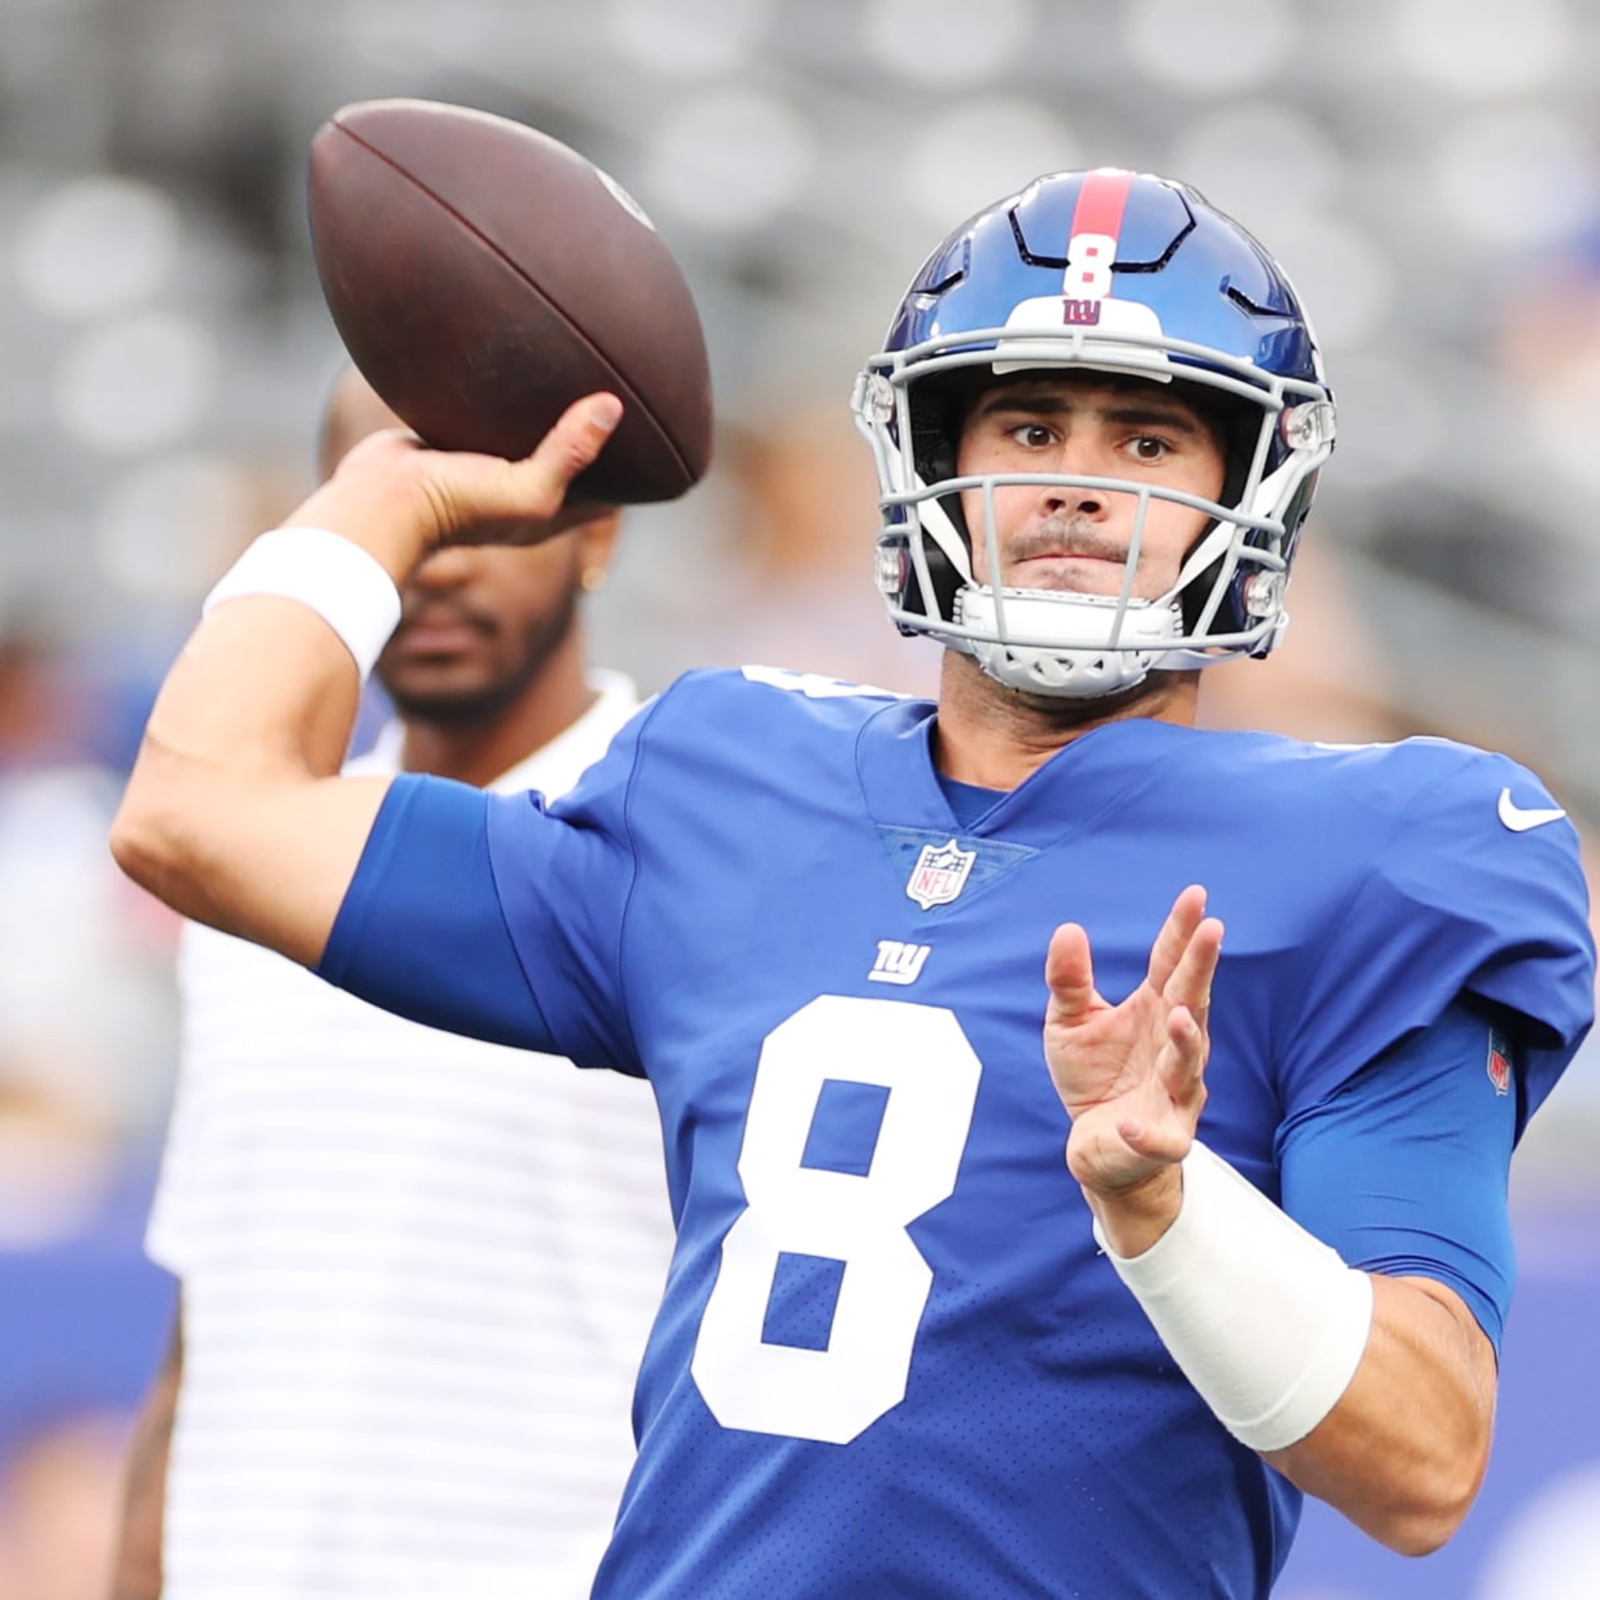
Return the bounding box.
[391,607,491,653]
[1016,548,1125,568]
[1006,550,1130,594]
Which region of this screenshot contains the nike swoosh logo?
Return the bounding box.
[1498,788,1567,832]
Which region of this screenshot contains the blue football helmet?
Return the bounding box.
[852,168,1336,698]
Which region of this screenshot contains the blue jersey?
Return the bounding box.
[321,668,1594,1599]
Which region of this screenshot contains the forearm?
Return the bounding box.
[1267,1272,1496,1555]
[1089,1152,1495,1555]
[113,602,391,965]
[137,458,439,797]
[110,1321,183,1600]
[112,452,441,961]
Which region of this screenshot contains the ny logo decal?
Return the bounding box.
[868,940,932,986]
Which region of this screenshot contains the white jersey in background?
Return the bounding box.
[147,671,673,1600]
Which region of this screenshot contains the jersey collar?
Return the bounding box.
[855,701,1195,850]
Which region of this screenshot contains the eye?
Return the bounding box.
[1126,433,1171,463]
[1008,422,1056,449]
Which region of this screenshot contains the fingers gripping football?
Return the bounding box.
[332,393,624,549]
[432,391,624,538]
[1044,886,1224,1196]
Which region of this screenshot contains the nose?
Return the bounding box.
[1040,479,1108,521]
[1036,433,1112,520]
[407,544,476,594]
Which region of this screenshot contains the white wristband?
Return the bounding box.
[201,527,404,680]
[1092,1140,1374,1453]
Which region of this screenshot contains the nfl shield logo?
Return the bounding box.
[1487,1030,1512,1096]
[906,839,977,910]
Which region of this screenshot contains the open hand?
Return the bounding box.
[1044,885,1223,1201]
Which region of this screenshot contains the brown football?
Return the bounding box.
[307,98,713,504]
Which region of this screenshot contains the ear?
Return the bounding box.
[573,509,623,588]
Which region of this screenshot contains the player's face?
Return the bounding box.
[375,515,615,724]
[955,373,1226,598]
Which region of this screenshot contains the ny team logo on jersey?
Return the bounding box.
[906,839,976,910]
[1487,1029,1513,1096]
[868,940,932,986]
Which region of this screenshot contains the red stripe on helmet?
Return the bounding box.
[1069,167,1136,252]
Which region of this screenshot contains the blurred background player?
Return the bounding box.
[109,366,674,1600]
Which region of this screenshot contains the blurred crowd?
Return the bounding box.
[3,1,1600,1596]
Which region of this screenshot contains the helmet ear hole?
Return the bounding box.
[923,495,967,619]
[899,368,980,626]
[1174,382,1283,639]
[1180,547,1228,634]
[908,366,988,486]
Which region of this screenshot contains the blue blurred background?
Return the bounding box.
[1,0,1598,1594]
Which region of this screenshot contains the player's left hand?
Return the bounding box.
[1044,885,1224,1204]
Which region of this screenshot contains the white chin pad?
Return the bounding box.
[957,586,1182,699]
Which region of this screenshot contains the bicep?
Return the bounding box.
[1268,1005,1520,1545]
[316,774,557,1051]
[1278,996,1519,1349]
[116,762,393,971]
[190,773,394,968]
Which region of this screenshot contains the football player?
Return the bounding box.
[112,171,1593,1597]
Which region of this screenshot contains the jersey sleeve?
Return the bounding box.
[1280,747,1594,1128]
[480,697,661,1075]
[316,702,652,1074]
[1278,997,1519,1348]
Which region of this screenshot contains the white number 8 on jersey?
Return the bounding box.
[691,994,983,1444]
